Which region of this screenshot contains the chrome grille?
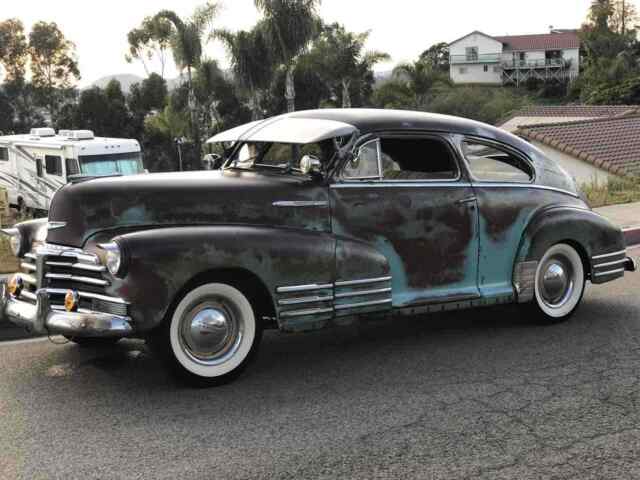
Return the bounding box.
[16,244,128,316]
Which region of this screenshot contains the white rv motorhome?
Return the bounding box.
[0,128,144,212]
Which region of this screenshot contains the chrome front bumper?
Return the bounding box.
[0,279,133,337]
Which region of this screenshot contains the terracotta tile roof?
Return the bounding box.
[494,32,581,51]
[512,105,640,118]
[517,116,640,177]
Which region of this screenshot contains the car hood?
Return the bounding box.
[46,170,330,248]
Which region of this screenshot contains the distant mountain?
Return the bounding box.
[89,74,144,92]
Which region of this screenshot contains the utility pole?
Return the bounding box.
[175,137,185,172]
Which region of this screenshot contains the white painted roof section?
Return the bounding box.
[207,117,357,145]
[0,133,140,155]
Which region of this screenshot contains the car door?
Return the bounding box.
[330,132,480,308]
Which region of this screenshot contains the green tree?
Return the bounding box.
[419,42,450,72]
[129,73,168,113]
[308,23,389,108]
[28,21,80,122]
[216,24,274,120]
[392,59,450,107]
[155,2,219,167]
[254,0,321,112]
[0,19,28,82]
[126,16,173,78]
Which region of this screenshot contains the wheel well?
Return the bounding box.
[559,239,591,278]
[165,268,276,328]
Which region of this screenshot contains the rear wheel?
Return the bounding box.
[529,243,586,323]
[150,283,262,387]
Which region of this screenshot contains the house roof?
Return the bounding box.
[497,105,640,128]
[494,32,581,51]
[517,116,640,177]
[448,30,501,47]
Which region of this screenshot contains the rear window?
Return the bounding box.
[0,147,8,161]
[381,137,458,181]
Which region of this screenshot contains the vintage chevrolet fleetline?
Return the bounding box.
[1,109,635,385]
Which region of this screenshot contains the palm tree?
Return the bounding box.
[393,59,451,107]
[155,2,219,166]
[254,0,321,113]
[216,24,273,121]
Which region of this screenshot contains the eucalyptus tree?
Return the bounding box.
[125,16,173,78]
[393,59,451,108]
[155,2,219,165]
[254,0,321,112]
[216,24,273,120]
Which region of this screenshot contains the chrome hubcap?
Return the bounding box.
[179,300,243,365]
[539,257,574,308]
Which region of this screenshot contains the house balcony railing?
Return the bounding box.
[449,53,502,64]
[502,58,569,69]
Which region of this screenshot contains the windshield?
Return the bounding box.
[226,140,338,174]
[78,152,144,176]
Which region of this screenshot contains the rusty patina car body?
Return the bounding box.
[1,109,635,384]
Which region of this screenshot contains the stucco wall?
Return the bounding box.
[532,141,616,185]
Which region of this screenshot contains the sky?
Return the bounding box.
[1,0,599,87]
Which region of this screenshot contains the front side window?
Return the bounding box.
[462,140,533,183]
[0,147,8,162]
[65,158,80,176]
[343,139,381,180]
[380,137,459,181]
[45,155,62,176]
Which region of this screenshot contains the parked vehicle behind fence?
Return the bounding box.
[0,128,145,212]
[0,109,635,386]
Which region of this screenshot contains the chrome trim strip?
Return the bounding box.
[278,295,334,306]
[272,201,329,208]
[47,222,66,230]
[20,262,36,272]
[46,261,73,268]
[332,182,472,188]
[45,288,129,305]
[18,273,37,285]
[45,273,109,287]
[593,258,627,269]
[72,263,107,273]
[593,268,625,277]
[276,283,333,293]
[592,250,626,260]
[20,290,37,301]
[24,253,37,261]
[334,287,392,298]
[335,299,392,310]
[335,276,392,287]
[280,307,334,318]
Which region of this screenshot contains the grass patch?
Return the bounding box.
[0,236,19,274]
[581,176,640,208]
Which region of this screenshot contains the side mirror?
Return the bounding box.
[300,155,322,176]
[203,153,224,170]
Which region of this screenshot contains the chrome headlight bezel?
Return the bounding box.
[98,241,127,277]
[2,228,24,257]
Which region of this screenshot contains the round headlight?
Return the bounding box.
[2,228,23,257]
[99,242,124,276]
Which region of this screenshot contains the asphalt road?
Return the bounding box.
[2,274,640,479]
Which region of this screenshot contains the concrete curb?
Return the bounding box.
[624,227,640,248]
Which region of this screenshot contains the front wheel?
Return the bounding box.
[150,283,262,387]
[528,243,586,323]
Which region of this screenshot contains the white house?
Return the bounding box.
[448,30,580,86]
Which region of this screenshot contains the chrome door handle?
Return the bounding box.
[456,196,477,205]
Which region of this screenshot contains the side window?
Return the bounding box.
[343,139,381,180]
[65,158,79,176]
[36,158,43,177]
[45,155,63,176]
[462,140,533,183]
[380,137,459,181]
[0,147,8,162]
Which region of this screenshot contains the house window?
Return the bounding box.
[483,65,489,72]
[45,155,63,176]
[459,67,467,74]
[462,140,533,183]
[465,46,478,61]
[0,147,8,162]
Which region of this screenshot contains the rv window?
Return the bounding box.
[36,158,43,177]
[0,147,8,162]
[65,158,79,176]
[45,155,63,176]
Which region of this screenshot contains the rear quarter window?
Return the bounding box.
[462,140,533,183]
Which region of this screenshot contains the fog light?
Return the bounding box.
[7,275,23,297]
[64,290,79,312]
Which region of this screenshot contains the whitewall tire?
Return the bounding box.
[155,283,262,386]
[532,243,586,322]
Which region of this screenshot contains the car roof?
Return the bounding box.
[283,108,534,151]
